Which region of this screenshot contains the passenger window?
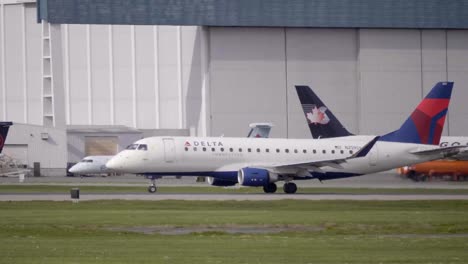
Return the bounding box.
[276,149,280,153]
[313,149,317,154]
[185,147,189,151]
[266,149,270,153]
[203,147,207,152]
[212,147,215,152]
[248,148,252,152]
[303,149,307,153]
[294,149,298,153]
[256,148,261,153]
[239,148,242,152]
[331,150,335,154]
[230,148,233,152]
[350,150,354,154]
[322,150,326,154]
[138,144,148,151]
[220,148,224,152]
[193,147,197,151]
[285,149,289,153]
[340,150,344,154]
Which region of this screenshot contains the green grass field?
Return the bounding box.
[2,184,468,194]
[1,200,468,263]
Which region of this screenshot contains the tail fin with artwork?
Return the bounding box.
[380,82,453,145]
[0,122,12,153]
[295,85,353,139]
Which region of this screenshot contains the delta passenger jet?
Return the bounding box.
[106,82,463,193]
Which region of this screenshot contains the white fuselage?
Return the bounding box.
[106,136,448,181]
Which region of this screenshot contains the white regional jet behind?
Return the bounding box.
[68,155,114,176]
[106,82,464,194]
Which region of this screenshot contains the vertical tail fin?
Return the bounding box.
[380,82,453,145]
[295,85,353,139]
[0,122,12,153]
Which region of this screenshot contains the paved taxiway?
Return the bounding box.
[2,193,468,201]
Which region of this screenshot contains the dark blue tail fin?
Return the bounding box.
[295,85,353,139]
[0,122,12,153]
[380,82,453,145]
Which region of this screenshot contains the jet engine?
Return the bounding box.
[206,177,237,187]
[237,167,277,187]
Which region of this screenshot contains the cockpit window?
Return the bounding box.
[81,159,93,163]
[138,144,148,151]
[126,144,138,150]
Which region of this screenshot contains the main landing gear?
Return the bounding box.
[263,183,277,193]
[262,182,298,194]
[148,178,157,193]
[283,182,297,194]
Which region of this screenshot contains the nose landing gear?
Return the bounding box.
[147,177,158,193]
[148,184,157,193]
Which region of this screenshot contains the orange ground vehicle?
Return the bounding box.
[398,160,468,182]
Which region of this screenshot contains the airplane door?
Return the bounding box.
[369,146,378,166]
[163,138,176,163]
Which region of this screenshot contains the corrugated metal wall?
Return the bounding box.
[209,27,468,137]
[1,2,468,141]
[63,24,205,132]
[0,2,42,125]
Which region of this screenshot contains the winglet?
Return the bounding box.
[351,136,380,158]
[247,123,273,138]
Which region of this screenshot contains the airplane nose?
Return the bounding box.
[106,157,122,171]
[68,165,78,174]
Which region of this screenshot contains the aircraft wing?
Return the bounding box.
[254,136,380,175]
[410,145,467,158]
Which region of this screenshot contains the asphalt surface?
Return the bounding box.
[2,172,468,201]
[1,193,468,201]
[2,172,468,189]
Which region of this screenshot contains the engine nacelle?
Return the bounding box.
[237,167,274,187]
[206,177,237,187]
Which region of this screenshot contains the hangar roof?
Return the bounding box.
[37,0,468,29]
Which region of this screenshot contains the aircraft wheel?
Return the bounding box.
[283,182,297,194]
[263,183,277,193]
[148,185,157,193]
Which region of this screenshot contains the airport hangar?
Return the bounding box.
[0,0,468,176]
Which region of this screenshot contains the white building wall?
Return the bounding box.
[447,30,468,136]
[209,27,288,138]
[208,27,468,138]
[0,1,467,145]
[62,23,202,131]
[286,28,359,138]
[0,3,41,125]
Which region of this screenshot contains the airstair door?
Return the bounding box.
[163,138,176,163]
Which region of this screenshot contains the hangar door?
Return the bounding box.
[3,145,29,166]
[85,137,118,156]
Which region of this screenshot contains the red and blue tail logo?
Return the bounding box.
[380,82,453,145]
